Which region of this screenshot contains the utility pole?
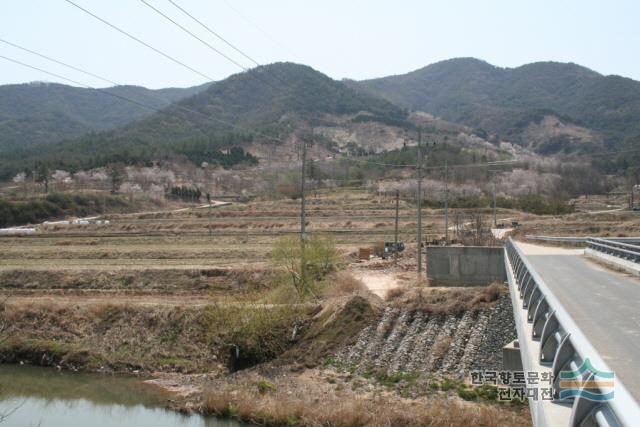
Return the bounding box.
[444,161,449,244]
[300,136,307,291]
[394,189,399,265]
[207,193,212,237]
[490,170,498,227]
[416,130,423,279]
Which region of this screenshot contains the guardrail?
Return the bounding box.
[525,236,640,245]
[525,235,588,243]
[586,238,640,263]
[505,237,640,427]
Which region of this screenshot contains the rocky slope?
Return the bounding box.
[338,294,515,376]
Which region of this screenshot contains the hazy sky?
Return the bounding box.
[1,0,638,89]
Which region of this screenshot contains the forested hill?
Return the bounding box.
[0,81,210,150]
[348,58,640,155]
[0,63,408,179]
[122,62,409,139]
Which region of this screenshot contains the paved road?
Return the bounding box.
[516,242,640,401]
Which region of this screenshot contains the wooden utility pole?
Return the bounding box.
[300,136,308,290]
[444,161,449,244]
[394,189,399,264]
[416,130,423,278]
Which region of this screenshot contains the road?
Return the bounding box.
[516,242,640,401]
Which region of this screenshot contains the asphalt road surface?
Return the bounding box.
[516,242,640,402]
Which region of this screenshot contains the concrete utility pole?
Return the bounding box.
[490,170,498,227]
[416,130,423,278]
[444,161,449,244]
[300,136,307,290]
[394,189,399,265]
[207,193,212,237]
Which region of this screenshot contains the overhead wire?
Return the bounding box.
[63,0,214,81]
[0,49,281,143]
[0,38,119,86]
[138,0,249,72]
[166,0,261,67]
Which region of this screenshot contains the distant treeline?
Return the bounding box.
[0,131,258,180]
[167,186,202,202]
[0,193,130,228]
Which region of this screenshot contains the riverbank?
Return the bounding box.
[0,272,531,426]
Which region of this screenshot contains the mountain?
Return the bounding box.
[0,81,211,150]
[348,58,640,154]
[0,63,408,178]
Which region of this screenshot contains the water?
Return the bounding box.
[0,364,244,427]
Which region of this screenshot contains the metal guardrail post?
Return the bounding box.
[586,238,640,263]
[505,237,640,427]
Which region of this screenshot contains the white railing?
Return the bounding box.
[586,238,640,263]
[505,237,640,427]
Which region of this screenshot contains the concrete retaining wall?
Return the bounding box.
[426,246,506,286]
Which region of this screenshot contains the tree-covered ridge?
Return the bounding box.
[0,63,408,179]
[0,81,211,150]
[350,58,640,150]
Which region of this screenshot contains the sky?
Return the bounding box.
[0,0,638,89]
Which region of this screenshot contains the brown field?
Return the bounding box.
[1,189,637,426]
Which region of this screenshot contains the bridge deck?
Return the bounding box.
[516,241,640,402]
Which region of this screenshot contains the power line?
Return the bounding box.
[0,38,118,87]
[139,0,249,71]
[62,0,288,141]
[0,51,281,144]
[167,0,261,67]
[63,0,214,81]
[0,54,157,112]
[221,0,304,63]
[141,0,292,95]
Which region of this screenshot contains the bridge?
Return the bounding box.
[504,237,640,427]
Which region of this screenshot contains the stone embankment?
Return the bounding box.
[337,294,515,376]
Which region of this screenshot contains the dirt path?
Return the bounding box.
[352,269,401,299]
[1,292,211,307]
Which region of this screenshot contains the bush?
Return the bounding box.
[204,301,307,370]
[271,234,340,296]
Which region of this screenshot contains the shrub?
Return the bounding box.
[271,234,340,296]
[325,272,366,297]
[256,380,276,393]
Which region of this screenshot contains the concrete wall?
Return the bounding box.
[426,246,506,286]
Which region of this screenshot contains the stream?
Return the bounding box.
[0,364,246,427]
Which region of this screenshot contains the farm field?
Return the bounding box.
[2,190,638,275]
[1,188,636,427]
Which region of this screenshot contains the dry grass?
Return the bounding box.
[324,272,367,297]
[431,336,453,362]
[54,239,99,246]
[384,287,406,300]
[392,283,506,315]
[202,386,528,427]
[0,298,310,373]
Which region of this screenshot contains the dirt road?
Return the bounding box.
[352,270,402,298]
